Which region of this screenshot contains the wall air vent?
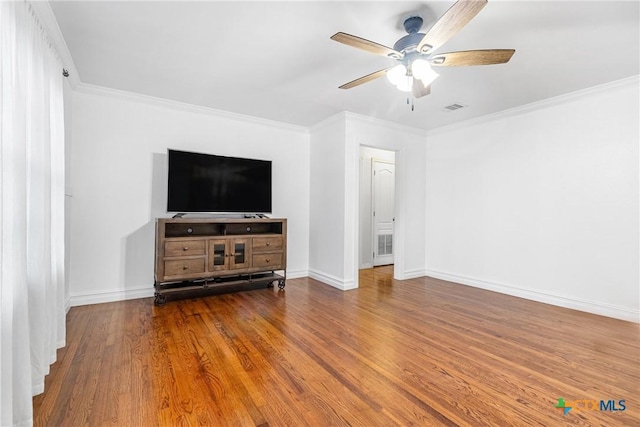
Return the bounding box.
[444,103,466,111]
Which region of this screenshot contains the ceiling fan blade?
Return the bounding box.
[338,67,394,89]
[429,49,515,66]
[417,0,488,54]
[331,32,403,59]
[412,78,431,98]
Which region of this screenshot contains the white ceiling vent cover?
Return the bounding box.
[444,103,467,111]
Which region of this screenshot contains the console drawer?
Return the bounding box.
[252,253,283,268]
[252,236,283,253]
[164,258,206,276]
[165,240,205,257]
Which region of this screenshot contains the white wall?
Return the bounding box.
[67,85,310,305]
[425,78,639,322]
[347,114,427,281]
[359,147,395,269]
[65,75,638,322]
[308,115,348,287]
[309,112,427,290]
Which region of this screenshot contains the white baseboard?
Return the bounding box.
[425,269,640,323]
[308,269,357,290]
[403,269,426,280]
[285,269,308,279]
[70,286,155,307]
[68,269,308,307]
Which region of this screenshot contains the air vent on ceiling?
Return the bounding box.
[444,103,466,111]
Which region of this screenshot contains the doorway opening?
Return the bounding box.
[358,147,396,272]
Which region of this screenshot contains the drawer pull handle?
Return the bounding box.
[183,247,188,251]
[265,258,270,263]
[266,242,270,246]
[183,265,189,270]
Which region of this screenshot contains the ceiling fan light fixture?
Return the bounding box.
[412,58,439,86]
[386,64,407,85]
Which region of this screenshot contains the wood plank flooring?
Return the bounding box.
[33,267,640,426]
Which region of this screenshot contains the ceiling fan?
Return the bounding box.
[330,0,515,101]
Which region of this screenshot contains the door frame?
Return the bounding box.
[352,143,404,287]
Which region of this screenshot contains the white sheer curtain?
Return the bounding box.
[1,1,66,425]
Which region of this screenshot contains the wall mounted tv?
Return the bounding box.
[167,149,272,214]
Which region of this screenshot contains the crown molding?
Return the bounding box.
[30,0,304,134]
[75,83,310,135]
[309,111,347,133]
[310,111,428,137]
[426,75,640,137]
[344,111,428,137]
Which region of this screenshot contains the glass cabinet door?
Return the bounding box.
[208,238,251,271]
[208,240,229,271]
[230,238,251,269]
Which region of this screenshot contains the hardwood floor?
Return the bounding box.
[34,267,639,426]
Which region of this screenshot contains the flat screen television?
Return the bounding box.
[167,149,272,214]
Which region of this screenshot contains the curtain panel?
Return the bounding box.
[0,1,66,425]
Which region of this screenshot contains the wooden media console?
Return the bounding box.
[154,217,287,305]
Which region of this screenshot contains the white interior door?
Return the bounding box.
[372,160,395,266]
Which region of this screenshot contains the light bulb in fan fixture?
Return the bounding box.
[411,58,439,86]
[395,75,413,92]
[386,64,407,86]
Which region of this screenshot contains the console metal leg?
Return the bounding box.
[154,292,166,306]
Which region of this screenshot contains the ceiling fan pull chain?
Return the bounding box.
[406,96,415,111]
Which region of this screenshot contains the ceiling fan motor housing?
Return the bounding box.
[392,15,427,56]
[403,15,423,34]
[392,33,426,55]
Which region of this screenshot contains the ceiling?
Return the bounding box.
[49,1,639,131]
